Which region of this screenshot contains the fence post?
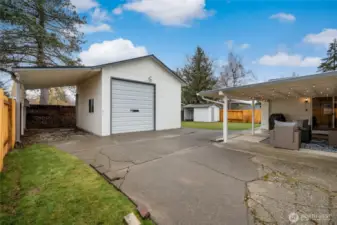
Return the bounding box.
[0,89,4,171]
[10,98,16,149]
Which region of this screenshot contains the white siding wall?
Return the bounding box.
[270,97,312,125]
[209,106,220,122]
[76,74,102,135]
[261,101,270,130]
[101,58,182,136]
[194,108,210,122]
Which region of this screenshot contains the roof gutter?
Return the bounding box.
[12,67,101,72]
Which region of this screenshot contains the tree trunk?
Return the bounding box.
[36,1,49,105]
[40,88,49,104]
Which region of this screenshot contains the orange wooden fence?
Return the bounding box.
[220,109,261,124]
[0,89,16,171]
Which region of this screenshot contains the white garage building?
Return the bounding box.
[13,55,185,139]
[183,104,220,122]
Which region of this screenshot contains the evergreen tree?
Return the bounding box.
[0,0,86,104]
[180,46,217,104]
[318,38,337,72]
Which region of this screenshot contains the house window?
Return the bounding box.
[89,99,94,113]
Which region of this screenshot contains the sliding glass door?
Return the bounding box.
[312,97,336,130]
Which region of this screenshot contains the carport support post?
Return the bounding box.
[15,81,21,143]
[223,95,228,143]
[251,100,255,135]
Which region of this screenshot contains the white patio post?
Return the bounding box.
[251,99,255,135]
[223,95,228,143]
[15,80,21,143]
[333,96,335,129]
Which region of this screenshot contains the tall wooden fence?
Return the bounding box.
[27,105,76,129]
[0,89,16,171]
[220,109,261,124]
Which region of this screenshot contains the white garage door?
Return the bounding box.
[111,79,155,134]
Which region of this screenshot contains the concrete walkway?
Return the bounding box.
[52,128,337,225]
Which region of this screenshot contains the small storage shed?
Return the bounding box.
[183,104,220,122]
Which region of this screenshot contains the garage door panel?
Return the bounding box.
[111,108,153,113]
[111,96,153,101]
[111,120,154,126]
[112,87,152,94]
[111,79,155,134]
[111,112,153,117]
[112,127,153,134]
[113,81,153,89]
[111,101,153,106]
[111,86,154,94]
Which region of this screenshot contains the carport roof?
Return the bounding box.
[198,71,337,101]
[13,55,185,89]
[12,67,101,89]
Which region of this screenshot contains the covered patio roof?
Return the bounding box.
[199,71,337,100]
[13,67,101,89]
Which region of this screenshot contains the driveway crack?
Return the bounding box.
[119,167,131,189]
[99,150,136,165]
[191,160,247,182]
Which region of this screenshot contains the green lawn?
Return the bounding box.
[0,145,153,225]
[182,121,261,130]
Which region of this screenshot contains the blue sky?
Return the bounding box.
[71,0,337,82]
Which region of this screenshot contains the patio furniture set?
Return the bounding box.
[270,119,337,151]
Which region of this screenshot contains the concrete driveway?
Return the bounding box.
[54,129,257,224]
[53,128,337,225]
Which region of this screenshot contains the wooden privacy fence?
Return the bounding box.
[220,109,261,123]
[27,105,76,129]
[0,89,16,171]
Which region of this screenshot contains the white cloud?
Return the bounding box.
[121,0,213,26]
[78,24,112,33]
[91,8,111,22]
[270,13,296,22]
[303,29,337,46]
[240,43,250,49]
[79,38,148,65]
[71,0,98,11]
[113,6,123,15]
[258,52,320,67]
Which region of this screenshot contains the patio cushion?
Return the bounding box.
[275,120,297,130]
